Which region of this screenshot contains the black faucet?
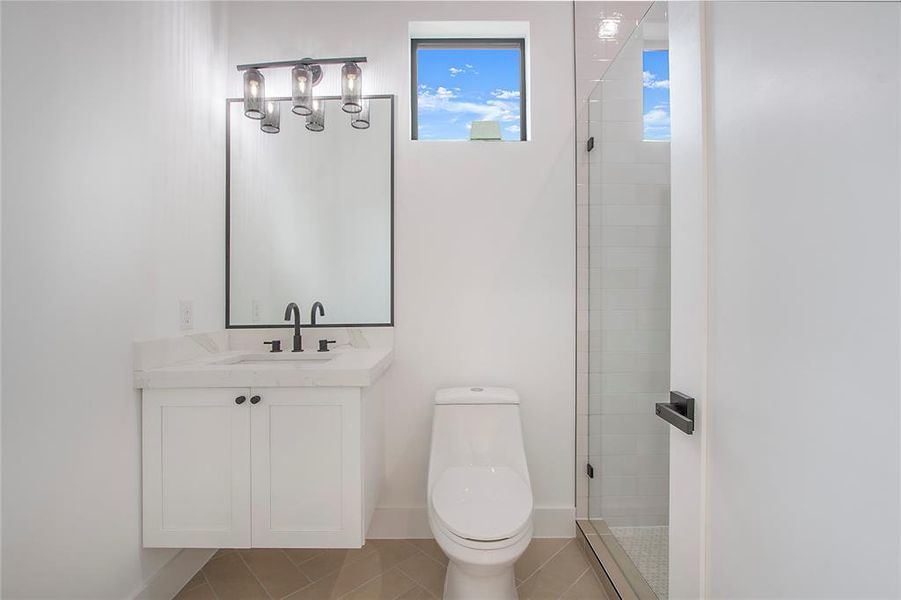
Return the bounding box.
[311,301,325,325]
[284,302,303,352]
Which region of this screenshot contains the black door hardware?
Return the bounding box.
[235,395,246,405]
[250,395,261,405]
[656,391,695,434]
[264,340,282,353]
[318,339,337,352]
[586,463,594,479]
[586,136,594,152]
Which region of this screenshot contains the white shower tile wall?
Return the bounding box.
[574,1,669,527]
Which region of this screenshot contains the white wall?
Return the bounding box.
[225,1,576,534]
[1,3,574,596]
[1,2,226,597]
[702,2,900,597]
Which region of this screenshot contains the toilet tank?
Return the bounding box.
[428,387,531,490]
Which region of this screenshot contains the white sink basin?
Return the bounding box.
[215,352,337,366]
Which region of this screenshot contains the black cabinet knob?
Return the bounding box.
[235,395,246,405]
[250,395,261,405]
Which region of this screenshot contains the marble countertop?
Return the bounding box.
[134,345,393,389]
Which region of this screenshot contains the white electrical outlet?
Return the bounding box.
[179,300,194,331]
[252,299,262,323]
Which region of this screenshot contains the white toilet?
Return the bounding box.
[427,387,534,600]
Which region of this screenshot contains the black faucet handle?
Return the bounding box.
[318,339,337,352]
[264,340,282,353]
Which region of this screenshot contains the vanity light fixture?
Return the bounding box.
[236,56,369,134]
[261,100,280,134]
[291,64,315,116]
[341,62,363,113]
[243,69,266,119]
[351,99,370,130]
[306,98,325,132]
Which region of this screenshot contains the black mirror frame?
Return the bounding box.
[225,94,395,329]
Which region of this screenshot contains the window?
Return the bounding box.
[642,49,671,141]
[411,39,526,141]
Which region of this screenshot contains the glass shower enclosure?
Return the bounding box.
[586,3,670,599]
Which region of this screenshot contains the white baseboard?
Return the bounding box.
[133,548,216,600]
[367,507,431,538]
[367,506,575,539]
[533,507,576,538]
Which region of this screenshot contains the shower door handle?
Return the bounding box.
[656,391,695,435]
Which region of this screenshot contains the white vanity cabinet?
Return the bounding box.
[142,388,251,548]
[250,388,361,548]
[142,385,383,549]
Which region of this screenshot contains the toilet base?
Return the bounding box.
[430,515,533,600]
[444,559,518,600]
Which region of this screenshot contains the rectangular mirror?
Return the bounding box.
[227,95,394,328]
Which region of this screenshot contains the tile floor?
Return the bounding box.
[175,538,611,600]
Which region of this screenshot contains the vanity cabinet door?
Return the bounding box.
[142,388,251,548]
[250,387,362,548]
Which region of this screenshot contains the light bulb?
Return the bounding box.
[292,64,314,116]
[243,69,266,119]
[341,62,363,114]
[306,97,325,132]
[261,99,280,134]
[351,98,370,130]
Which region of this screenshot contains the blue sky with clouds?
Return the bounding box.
[642,49,671,141]
[416,47,522,141]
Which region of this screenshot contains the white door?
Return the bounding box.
[142,388,251,548]
[669,2,901,597]
[704,3,899,597]
[668,3,708,598]
[250,387,362,547]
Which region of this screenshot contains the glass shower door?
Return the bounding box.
[586,3,670,598]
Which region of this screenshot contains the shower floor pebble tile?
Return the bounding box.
[176,539,612,600]
[608,526,668,599]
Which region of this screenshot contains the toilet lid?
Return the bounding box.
[431,466,533,542]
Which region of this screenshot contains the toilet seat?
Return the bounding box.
[430,465,533,543]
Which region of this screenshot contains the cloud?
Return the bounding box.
[643,103,671,139]
[643,71,670,89]
[643,105,670,126]
[418,86,520,123]
[506,125,520,133]
[448,64,478,77]
[491,89,521,100]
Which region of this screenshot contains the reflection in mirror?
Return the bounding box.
[227,95,393,327]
